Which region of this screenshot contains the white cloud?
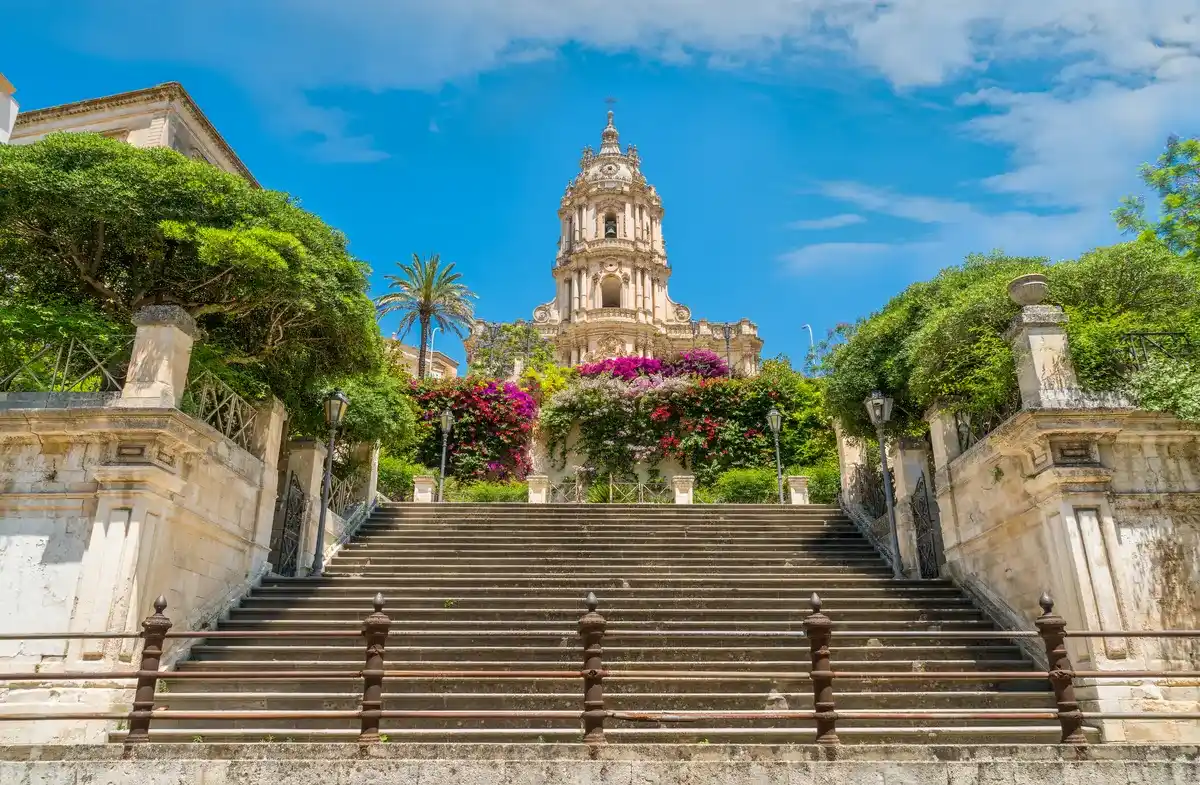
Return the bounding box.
[790,213,866,230]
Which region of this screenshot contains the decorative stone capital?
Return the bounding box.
[527,474,550,504]
[671,474,694,505]
[787,475,810,505]
[413,475,435,504]
[132,305,198,337]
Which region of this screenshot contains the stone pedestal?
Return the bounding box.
[1005,274,1079,409]
[671,475,694,505]
[350,441,381,504]
[118,306,197,408]
[786,476,809,505]
[413,475,435,504]
[527,475,549,504]
[250,399,288,556]
[283,439,327,574]
[888,439,940,578]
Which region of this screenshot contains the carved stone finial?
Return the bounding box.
[1008,273,1049,307]
[810,592,822,613]
[585,591,598,612]
[1039,591,1054,615]
[374,592,385,613]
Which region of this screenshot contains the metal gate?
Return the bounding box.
[909,473,940,579]
[271,472,307,577]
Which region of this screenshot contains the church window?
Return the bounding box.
[604,213,617,238]
[601,275,622,308]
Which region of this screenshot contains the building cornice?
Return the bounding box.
[13,82,259,188]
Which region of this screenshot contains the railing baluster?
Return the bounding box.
[359,593,390,743]
[805,592,839,744]
[579,591,607,744]
[125,596,172,745]
[1036,592,1087,744]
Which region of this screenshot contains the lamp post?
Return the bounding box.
[865,390,903,579]
[438,409,455,503]
[719,322,736,377]
[766,407,784,504]
[312,389,350,575]
[427,327,441,378]
[801,323,814,348]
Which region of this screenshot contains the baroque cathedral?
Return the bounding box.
[472,111,763,375]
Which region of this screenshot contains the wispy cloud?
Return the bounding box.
[789,213,866,230]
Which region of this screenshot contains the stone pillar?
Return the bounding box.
[834,423,866,496]
[0,73,16,145]
[787,476,810,505]
[888,438,935,578]
[249,398,288,560]
[926,408,961,471]
[350,441,380,505]
[1005,274,1078,409]
[284,439,327,574]
[672,475,694,505]
[527,474,549,504]
[413,475,435,504]
[119,305,197,408]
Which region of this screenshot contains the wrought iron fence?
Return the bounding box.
[329,472,359,518]
[180,370,259,452]
[0,336,134,394]
[953,399,1021,455]
[590,477,673,504]
[549,479,585,503]
[1120,331,1194,372]
[909,473,940,580]
[847,463,886,519]
[1,592,1197,746]
[269,472,307,577]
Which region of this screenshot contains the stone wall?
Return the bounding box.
[1,743,1197,784]
[925,275,1200,743]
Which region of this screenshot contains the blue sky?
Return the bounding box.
[6,2,1200,370]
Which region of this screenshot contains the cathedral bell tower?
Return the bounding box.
[519,110,763,372]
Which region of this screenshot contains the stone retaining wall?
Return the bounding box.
[2,743,1197,784]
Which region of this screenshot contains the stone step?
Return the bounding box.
[260,576,953,589]
[251,585,966,599]
[225,607,985,623]
[321,568,896,579]
[237,595,976,611]
[337,544,879,555]
[214,616,996,631]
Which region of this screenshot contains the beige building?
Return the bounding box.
[0,73,17,144]
[8,80,256,185]
[522,111,763,373]
[386,339,459,379]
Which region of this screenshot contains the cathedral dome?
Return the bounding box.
[574,111,641,190]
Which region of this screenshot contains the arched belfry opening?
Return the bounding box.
[604,213,617,238]
[601,275,622,308]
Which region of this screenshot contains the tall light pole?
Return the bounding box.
[312,389,350,575]
[767,407,784,504]
[801,323,814,348]
[865,391,903,579]
[720,322,736,377]
[438,409,455,502]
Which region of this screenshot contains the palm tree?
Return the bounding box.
[375,254,477,378]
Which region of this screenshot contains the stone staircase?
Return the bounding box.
[138,503,1070,743]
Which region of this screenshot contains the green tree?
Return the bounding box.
[375,254,476,379]
[1114,136,1200,259]
[467,321,556,378]
[0,132,379,409]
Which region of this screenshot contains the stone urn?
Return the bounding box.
[1007,273,1049,306]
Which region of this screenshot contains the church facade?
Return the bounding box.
[517,111,763,374]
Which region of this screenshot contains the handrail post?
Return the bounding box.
[805,592,839,744]
[125,596,172,745]
[1035,592,1087,744]
[359,592,391,743]
[579,591,607,744]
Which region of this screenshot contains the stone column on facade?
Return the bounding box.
[527,475,549,504]
[925,408,962,472]
[1005,274,1079,409]
[249,398,288,563]
[283,439,328,574]
[118,305,197,408]
[787,476,810,505]
[833,422,866,497]
[413,475,435,503]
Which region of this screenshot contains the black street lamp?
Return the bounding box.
[438,409,455,503]
[312,389,350,575]
[865,390,903,579]
[766,407,784,504]
[719,322,736,377]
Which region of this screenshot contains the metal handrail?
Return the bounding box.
[2,592,1199,746]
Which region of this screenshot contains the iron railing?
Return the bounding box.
[1120,331,1193,371]
[0,336,134,393]
[589,477,672,504]
[1,592,1197,746]
[180,370,258,452]
[954,399,1021,455]
[328,472,359,518]
[549,479,585,503]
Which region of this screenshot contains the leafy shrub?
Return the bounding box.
[376,454,432,501]
[712,467,778,503]
[788,461,841,504]
[410,378,537,481]
[664,349,728,379]
[446,480,528,502]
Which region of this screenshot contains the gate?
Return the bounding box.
[271,472,307,577]
[909,473,940,579]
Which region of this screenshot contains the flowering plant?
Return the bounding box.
[409,377,537,480]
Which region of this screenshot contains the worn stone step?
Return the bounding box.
[238,595,975,611]
[250,585,966,600]
[226,607,985,624]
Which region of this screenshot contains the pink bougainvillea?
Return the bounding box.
[410,378,536,480]
[577,349,728,381]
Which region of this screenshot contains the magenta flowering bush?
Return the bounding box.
[577,349,728,380]
[410,378,536,480]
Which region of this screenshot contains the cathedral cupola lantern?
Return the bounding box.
[518,109,763,374]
